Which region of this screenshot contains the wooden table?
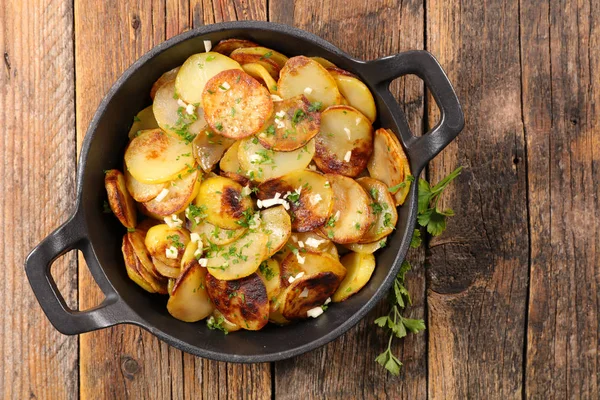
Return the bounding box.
[2,0,598,398]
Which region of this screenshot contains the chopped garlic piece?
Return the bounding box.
[241,185,251,197]
[308,164,317,171]
[155,188,169,202]
[165,246,178,259]
[288,271,305,283]
[249,154,262,163]
[219,81,231,91]
[190,233,201,243]
[258,197,290,210]
[305,237,326,248]
[344,150,352,162]
[256,199,263,208]
[307,306,324,318]
[310,193,322,205]
[177,99,187,108]
[276,120,286,129]
[185,103,195,115]
[248,212,262,230]
[203,40,212,52]
[164,214,183,228]
[198,258,208,267]
[194,247,203,258]
[304,87,313,95]
[296,253,305,264]
[298,241,305,248]
[344,127,351,139]
[291,235,298,242]
[299,288,309,298]
[275,110,286,119]
[271,94,283,102]
[274,192,282,199]
[324,297,331,305]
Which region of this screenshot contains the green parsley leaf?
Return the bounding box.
[206,315,228,334]
[410,229,422,248]
[133,115,141,122]
[260,51,273,59]
[308,101,322,112]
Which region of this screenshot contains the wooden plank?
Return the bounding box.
[426,0,529,398]
[0,0,78,399]
[75,1,271,399]
[271,2,428,398]
[521,1,600,398]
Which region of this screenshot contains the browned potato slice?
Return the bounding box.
[260,206,292,257]
[332,252,376,302]
[204,231,268,280]
[124,168,167,203]
[192,126,235,172]
[344,238,389,254]
[175,52,242,105]
[141,169,201,217]
[310,56,337,69]
[150,66,180,100]
[317,174,375,244]
[256,95,320,151]
[213,38,259,56]
[234,47,289,69]
[327,68,376,123]
[367,128,412,205]
[128,106,159,140]
[123,233,168,293]
[205,273,269,330]
[256,258,281,304]
[145,224,190,269]
[257,170,333,232]
[167,278,176,295]
[210,309,242,333]
[202,69,273,140]
[356,177,398,243]
[105,169,137,229]
[314,105,373,177]
[136,218,161,234]
[152,256,180,279]
[241,63,279,93]
[194,176,253,230]
[153,80,207,140]
[279,251,346,320]
[127,230,162,280]
[190,219,247,246]
[290,232,339,259]
[124,129,194,184]
[167,254,213,322]
[230,48,281,79]
[238,137,316,182]
[122,234,156,293]
[219,141,250,186]
[278,56,342,108]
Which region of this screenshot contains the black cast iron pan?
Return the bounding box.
[25,21,463,363]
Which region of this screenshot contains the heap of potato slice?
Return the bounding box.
[105,38,412,332]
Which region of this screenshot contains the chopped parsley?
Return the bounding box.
[207,315,228,334]
[166,234,185,250]
[258,261,275,281]
[308,101,322,112]
[260,51,273,59]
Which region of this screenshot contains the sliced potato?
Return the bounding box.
[175,52,242,105]
[151,66,180,100]
[343,238,389,254]
[192,126,235,172]
[235,47,288,69]
[168,278,176,295]
[204,231,268,281]
[278,56,342,108]
[327,68,376,122]
[317,174,375,244]
[128,106,159,140]
[195,176,253,230]
[211,309,242,332]
[332,252,376,302]
[124,129,194,184]
[230,47,281,79]
[105,169,137,228]
[260,206,292,257]
[127,230,162,280]
[256,258,281,302]
[242,63,278,93]
[289,232,338,259]
[167,260,213,322]
[219,141,250,186]
[356,177,398,243]
[367,128,412,205]
[205,273,269,330]
[136,218,161,234]
[314,105,373,177]
[310,56,337,69]
[212,38,259,56]
[256,95,320,151]
[238,137,315,182]
[122,234,156,293]
[153,80,207,139]
[144,224,190,268]
[190,219,246,246]
[141,169,201,217]
[152,256,181,279]
[202,69,273,140]
[257,170,333,232]
[124,168,167,203]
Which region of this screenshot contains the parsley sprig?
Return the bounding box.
[417,166,463,236]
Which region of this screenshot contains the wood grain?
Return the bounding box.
[426,0,529,398]
[271,2,428,398]
[521,0,600,398]
[75,1,270,399]
[0,0,78,398]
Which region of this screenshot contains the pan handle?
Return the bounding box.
[362,50,464,172]
[25,212,135,335]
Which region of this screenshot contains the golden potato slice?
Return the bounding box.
[192,126,235,172]
[332,252,376,302]
[314,105,373,177]
[256,95,320,151]
[289,232,339,259]
[144,224,190,269]
[279,251,346,320]
[210,309,242,333]
[234,46,289,69]
[152,256,181,279]
[310,56,337,69]
[230,48,281,79]
[257,170,333,232]
[122,234,156,293]
[190,219,247,246]
[150,66,180,100]
[242,63,279,93]
[356,177,398,243]
[128,106,159,140]
[204,231,268,281]
[124,129,194,184]
[127,230,162,280]
[327,68,376,123]
[175,52,242,105]
[123,233,168,293]
[212,38,259,56]
[205,273,269,330]
[153,80,207,140]
[202,69,273,140]
[367,128,412,205]
[167,278,176,295]
[219,141,250,186]
[278,56,342,108]
[344,238,389,254]
[124,168,167,203]
[317,174,375,244]
[260,206,292,257]
[194,176,253,230]
[167,260,213,322]
[141,169,200,217]
[105,169,137,229]
[238,137,315,182]
[256,258,281,304]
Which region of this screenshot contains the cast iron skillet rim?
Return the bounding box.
[59,22,438,363]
